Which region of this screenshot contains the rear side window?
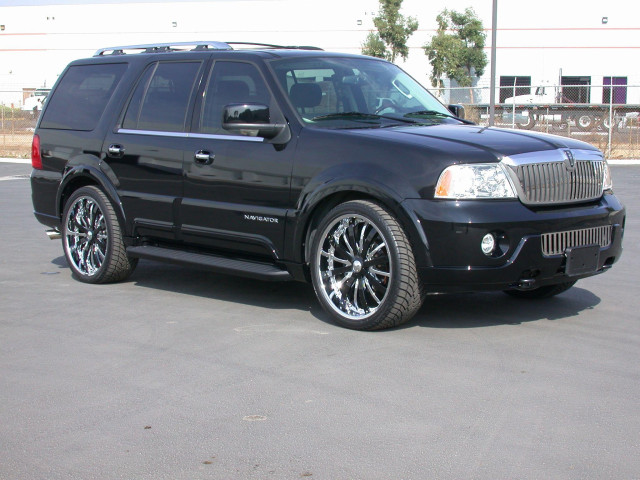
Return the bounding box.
[122,61,202,132]
[40,63,127,131]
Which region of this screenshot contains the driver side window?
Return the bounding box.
[200,61,272,135]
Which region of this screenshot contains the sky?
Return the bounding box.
[2,0,225,4]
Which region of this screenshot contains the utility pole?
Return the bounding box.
[489,0,498,126]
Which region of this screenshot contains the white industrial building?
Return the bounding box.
[1,0,639,107]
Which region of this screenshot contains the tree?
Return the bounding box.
[361,0,419,63]
[423,8,487,102]
[361,32,387,60]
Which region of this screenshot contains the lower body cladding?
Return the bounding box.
[403,194,625,293]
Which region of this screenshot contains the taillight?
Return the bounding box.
[31,134,42,169]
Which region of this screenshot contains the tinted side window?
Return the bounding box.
[200,62,272,134]
[123,62,201,132]
[40,63,127,131]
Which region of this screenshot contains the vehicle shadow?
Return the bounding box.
[405,288,601,329]
[53,257,602,329]
[127,260,318,313]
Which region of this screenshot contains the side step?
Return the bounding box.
[126,245,292,281]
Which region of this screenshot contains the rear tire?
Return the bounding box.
[503,281,576,299]
[62,186,137,284]
[310,200,423,330]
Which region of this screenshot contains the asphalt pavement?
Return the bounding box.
[1,161,639,480]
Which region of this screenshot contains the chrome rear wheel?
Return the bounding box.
[65,195,108,276]
[62,186,137,283]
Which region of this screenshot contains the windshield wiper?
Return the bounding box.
[311,112,417,124]
[311,112,380,121]
[404,110,453,118]
[404,110,475,125]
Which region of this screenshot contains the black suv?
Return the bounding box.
[30,41,625,330]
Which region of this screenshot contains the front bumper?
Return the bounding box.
[403,194,625,293]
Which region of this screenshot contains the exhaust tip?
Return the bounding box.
[46,229,62,240]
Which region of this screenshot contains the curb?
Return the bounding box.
[0,158,31,164]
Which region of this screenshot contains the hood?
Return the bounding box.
[349,124,599,160]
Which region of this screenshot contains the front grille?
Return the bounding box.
[541,225,613,256]
[514,160,605,205]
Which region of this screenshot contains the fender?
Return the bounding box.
[284,162,432,267]
[56,154,127,230]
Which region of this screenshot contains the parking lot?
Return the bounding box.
[1,160,638,480]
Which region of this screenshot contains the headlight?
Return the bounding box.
[435,163,517,199]
[603,161,613,192]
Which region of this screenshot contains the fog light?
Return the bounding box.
[481,233,496,256]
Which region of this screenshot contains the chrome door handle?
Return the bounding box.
[107,144,124,157]
[194,150,214,165]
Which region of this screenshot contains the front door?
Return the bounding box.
[179,60,294,260]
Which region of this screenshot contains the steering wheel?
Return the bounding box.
[374,99,399,115]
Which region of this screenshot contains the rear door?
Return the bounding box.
[179,60,294,260]
[103,59,205,240]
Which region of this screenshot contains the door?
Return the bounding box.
[179,60,294,260]
[103,60,204,240]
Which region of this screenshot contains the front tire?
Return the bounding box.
[62,186,137,284]
[310,200,423,330]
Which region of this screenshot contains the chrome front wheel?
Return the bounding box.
[310,200,423,330]
[317,213,391,320]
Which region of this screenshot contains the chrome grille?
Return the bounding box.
[541,225,612,256]
[514,160,605,205]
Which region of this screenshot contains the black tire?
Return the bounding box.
[503,281,576,299]
[599,115,619,132]
[575,114,596,131]
[62,186,137,284]
[516,114,536,130]
[310,200,423,330]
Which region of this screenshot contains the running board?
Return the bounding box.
[126,246,292,281]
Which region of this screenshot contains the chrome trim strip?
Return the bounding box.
[541,225,613,256]
[117,129,264,142]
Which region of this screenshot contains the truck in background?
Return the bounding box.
[21,88,50,113]
[500,78,640,132]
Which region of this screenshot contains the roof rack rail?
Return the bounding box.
[226,42,323,51]
[94,41,232,56]
[94,41,324,56]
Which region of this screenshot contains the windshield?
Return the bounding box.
[270,56,457,128]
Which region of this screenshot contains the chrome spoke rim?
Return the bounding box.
[317,214,391,320]
[65,196,108,276]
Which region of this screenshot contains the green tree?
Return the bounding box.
[361,0,419,63]
[424,8,487,101]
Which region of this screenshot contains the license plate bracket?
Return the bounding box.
[565,244,600,276]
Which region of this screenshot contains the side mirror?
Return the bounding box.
[447,104,465,119]
[222,103,287,140]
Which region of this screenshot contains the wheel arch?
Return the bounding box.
[57,163,127,232]
[295,185,430,271]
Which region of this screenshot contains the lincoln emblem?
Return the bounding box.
[564,149,576,171]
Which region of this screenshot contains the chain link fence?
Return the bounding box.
[1,89,42,158]
[433,84,640,160]
[2,85,640,159]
